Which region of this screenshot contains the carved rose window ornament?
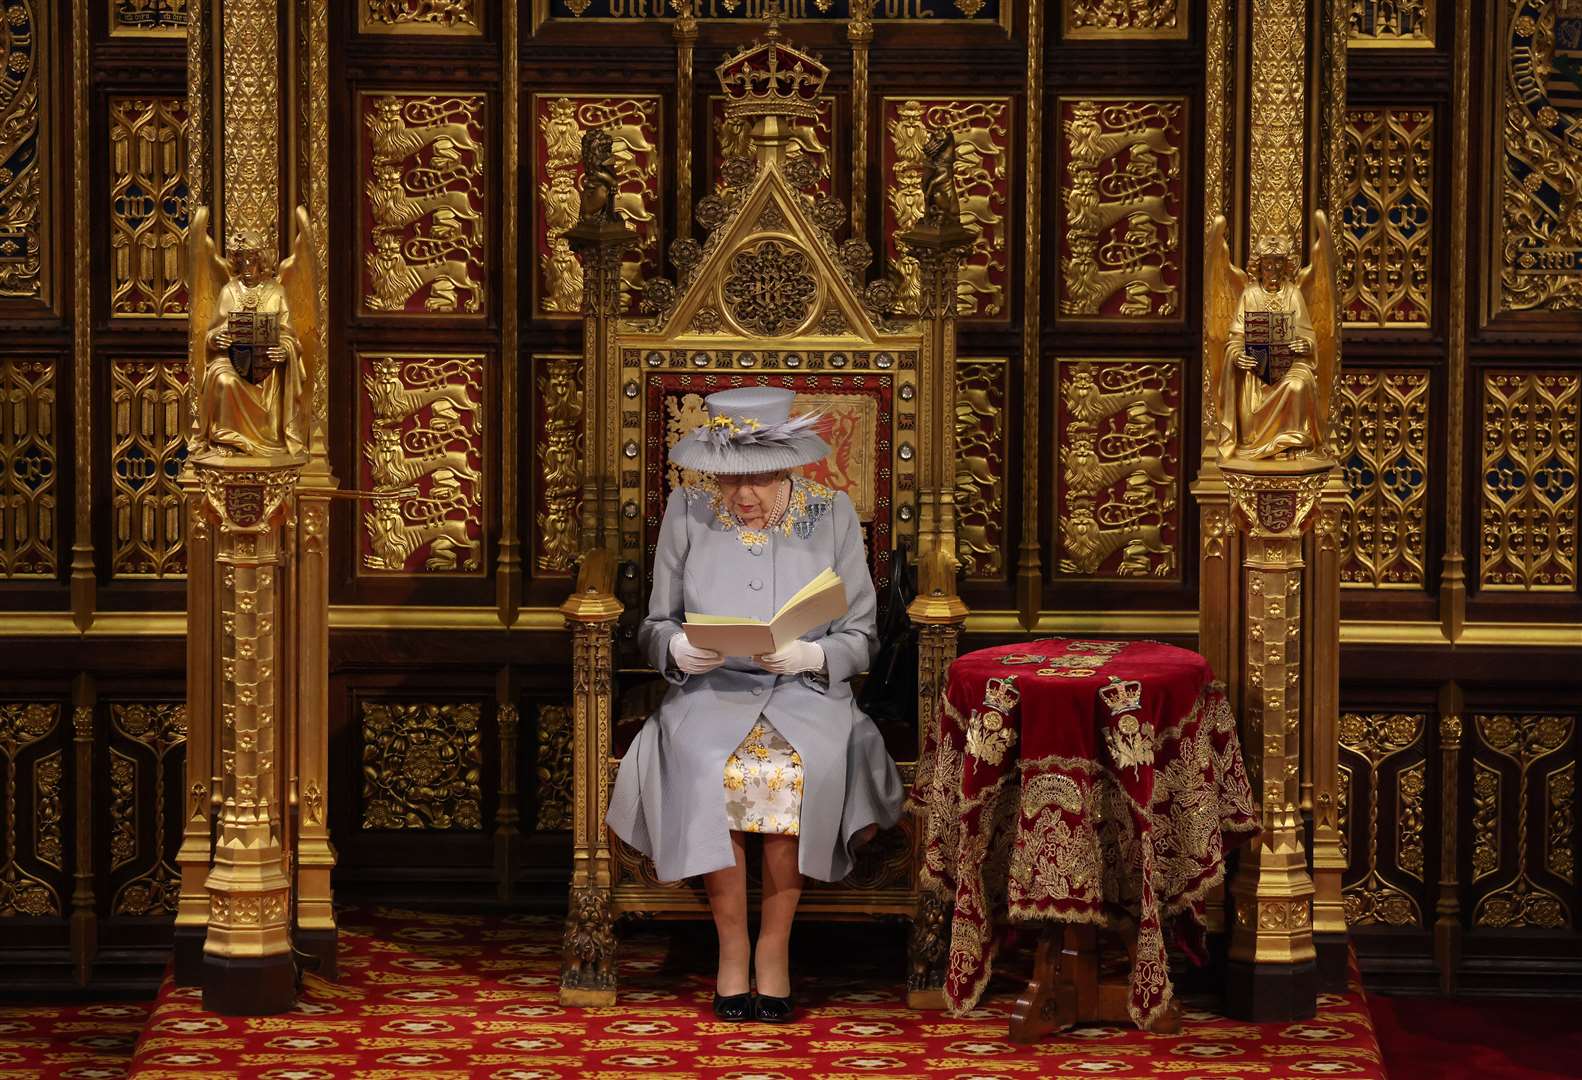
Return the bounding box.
[721,238,819,338]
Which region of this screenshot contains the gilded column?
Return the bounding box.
[559,549,622,1005]
[1440,0,1471,641]
[673,3,699,236]
[1309,488,1347,987]
[567,187,638,553]
[497,0,523,625]
[198,459,301,1015]
[847,2,874,237]
[70,0,94,630]
[292,0,337,974]
[174,476,215,984]
[222,0,282,252]
[1224,460,1327,1021]
[906,547,966,1009]
[291,494,335,976]
[1194,0,1239,937]
[901,218,971,568]
[1015,0,1045,628]
[1248,0,1305,253]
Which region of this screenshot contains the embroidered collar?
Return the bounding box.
[685,475,835,548]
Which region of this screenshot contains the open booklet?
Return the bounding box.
[683,567,846,657]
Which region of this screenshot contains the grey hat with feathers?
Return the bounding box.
[669,387,831,474]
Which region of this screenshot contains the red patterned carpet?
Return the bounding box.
[25,905,1384,1080]
[0,997,148,1079]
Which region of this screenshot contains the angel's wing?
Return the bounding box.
[1204,214,1247,458]
[1297,209,1339,442]
[278,205,323,431]
[186,205,229,450]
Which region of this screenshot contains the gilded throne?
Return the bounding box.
[558,24,972,1006]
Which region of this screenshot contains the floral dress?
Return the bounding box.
[706,478,813,836]
[724,719,805,835]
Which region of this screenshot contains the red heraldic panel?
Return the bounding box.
[1056,97,1186,322]
[359,92,488,317]
[1054,357,1182,580]
[532,94,662,318]
[881,96,1012,323]
[358,352,486,575]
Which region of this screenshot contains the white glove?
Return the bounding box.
[754,639,825,676]
[669,632,724,675]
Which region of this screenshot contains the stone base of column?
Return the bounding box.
[202,951,296,1015]
[1314,932,1349,991]
[173,924,206,985]
[295,928,339,981]
[1226,957,1317,1021]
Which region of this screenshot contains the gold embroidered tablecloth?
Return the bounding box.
[911,638,1259,1028]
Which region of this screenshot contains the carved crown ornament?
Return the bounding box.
[614,20,922,345]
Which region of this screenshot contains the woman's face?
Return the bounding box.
[716,471,787,527]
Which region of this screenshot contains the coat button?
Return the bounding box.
[749,578,763,590]
[751,687,763,696]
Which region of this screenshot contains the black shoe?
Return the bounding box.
[713,992,753,1021]
[753,992,795,1023]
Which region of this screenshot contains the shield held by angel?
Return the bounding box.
[187,205,322,460]
[1204,211,1338,463]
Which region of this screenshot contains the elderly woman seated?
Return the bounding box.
[607,387,903,1024]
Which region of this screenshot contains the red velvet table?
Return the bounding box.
[912,638,1259,1033]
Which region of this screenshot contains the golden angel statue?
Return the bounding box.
[1205,211,1338,461]
[188,205,321,459]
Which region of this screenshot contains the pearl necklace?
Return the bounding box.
[733,479,791,549]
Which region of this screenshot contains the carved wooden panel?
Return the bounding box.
[1055,98,1185,322]
[109,96,191,319]
[1340,711,1428,927]
[955,357,1007,580]
[110,358,190,578]
[360,700,483,831]
[1470,713,1576,930]
[709,94,835,198]
[106,703,185,918]
[0,357,56,578]
[1054,357,1181,580]
[358,352,485,576]
[1492,2,1582,318]
[531,93,661,318]
[1479,370,1579,591]
[1333,369,1429,588]
[0,703,62,917]
[532,354,582,578]
[359,92,487,317]
[1347,0,1433,45]
[1061,0,1184,40]
[533,703,571,831]
[359,0,482,34]
[882,96,1011,322]
[1339,107,1433,328]
[0,1,45,302]
[110,0,189,36]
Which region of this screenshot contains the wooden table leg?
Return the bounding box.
[1009,926,1078,1044]
[1010,923,1181,1041]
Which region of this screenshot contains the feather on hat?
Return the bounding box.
[669,386,831,474]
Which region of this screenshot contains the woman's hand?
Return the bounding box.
[670,632,725,675]
[753,639,824,676]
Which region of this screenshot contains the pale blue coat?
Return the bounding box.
[606,478,904,883]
